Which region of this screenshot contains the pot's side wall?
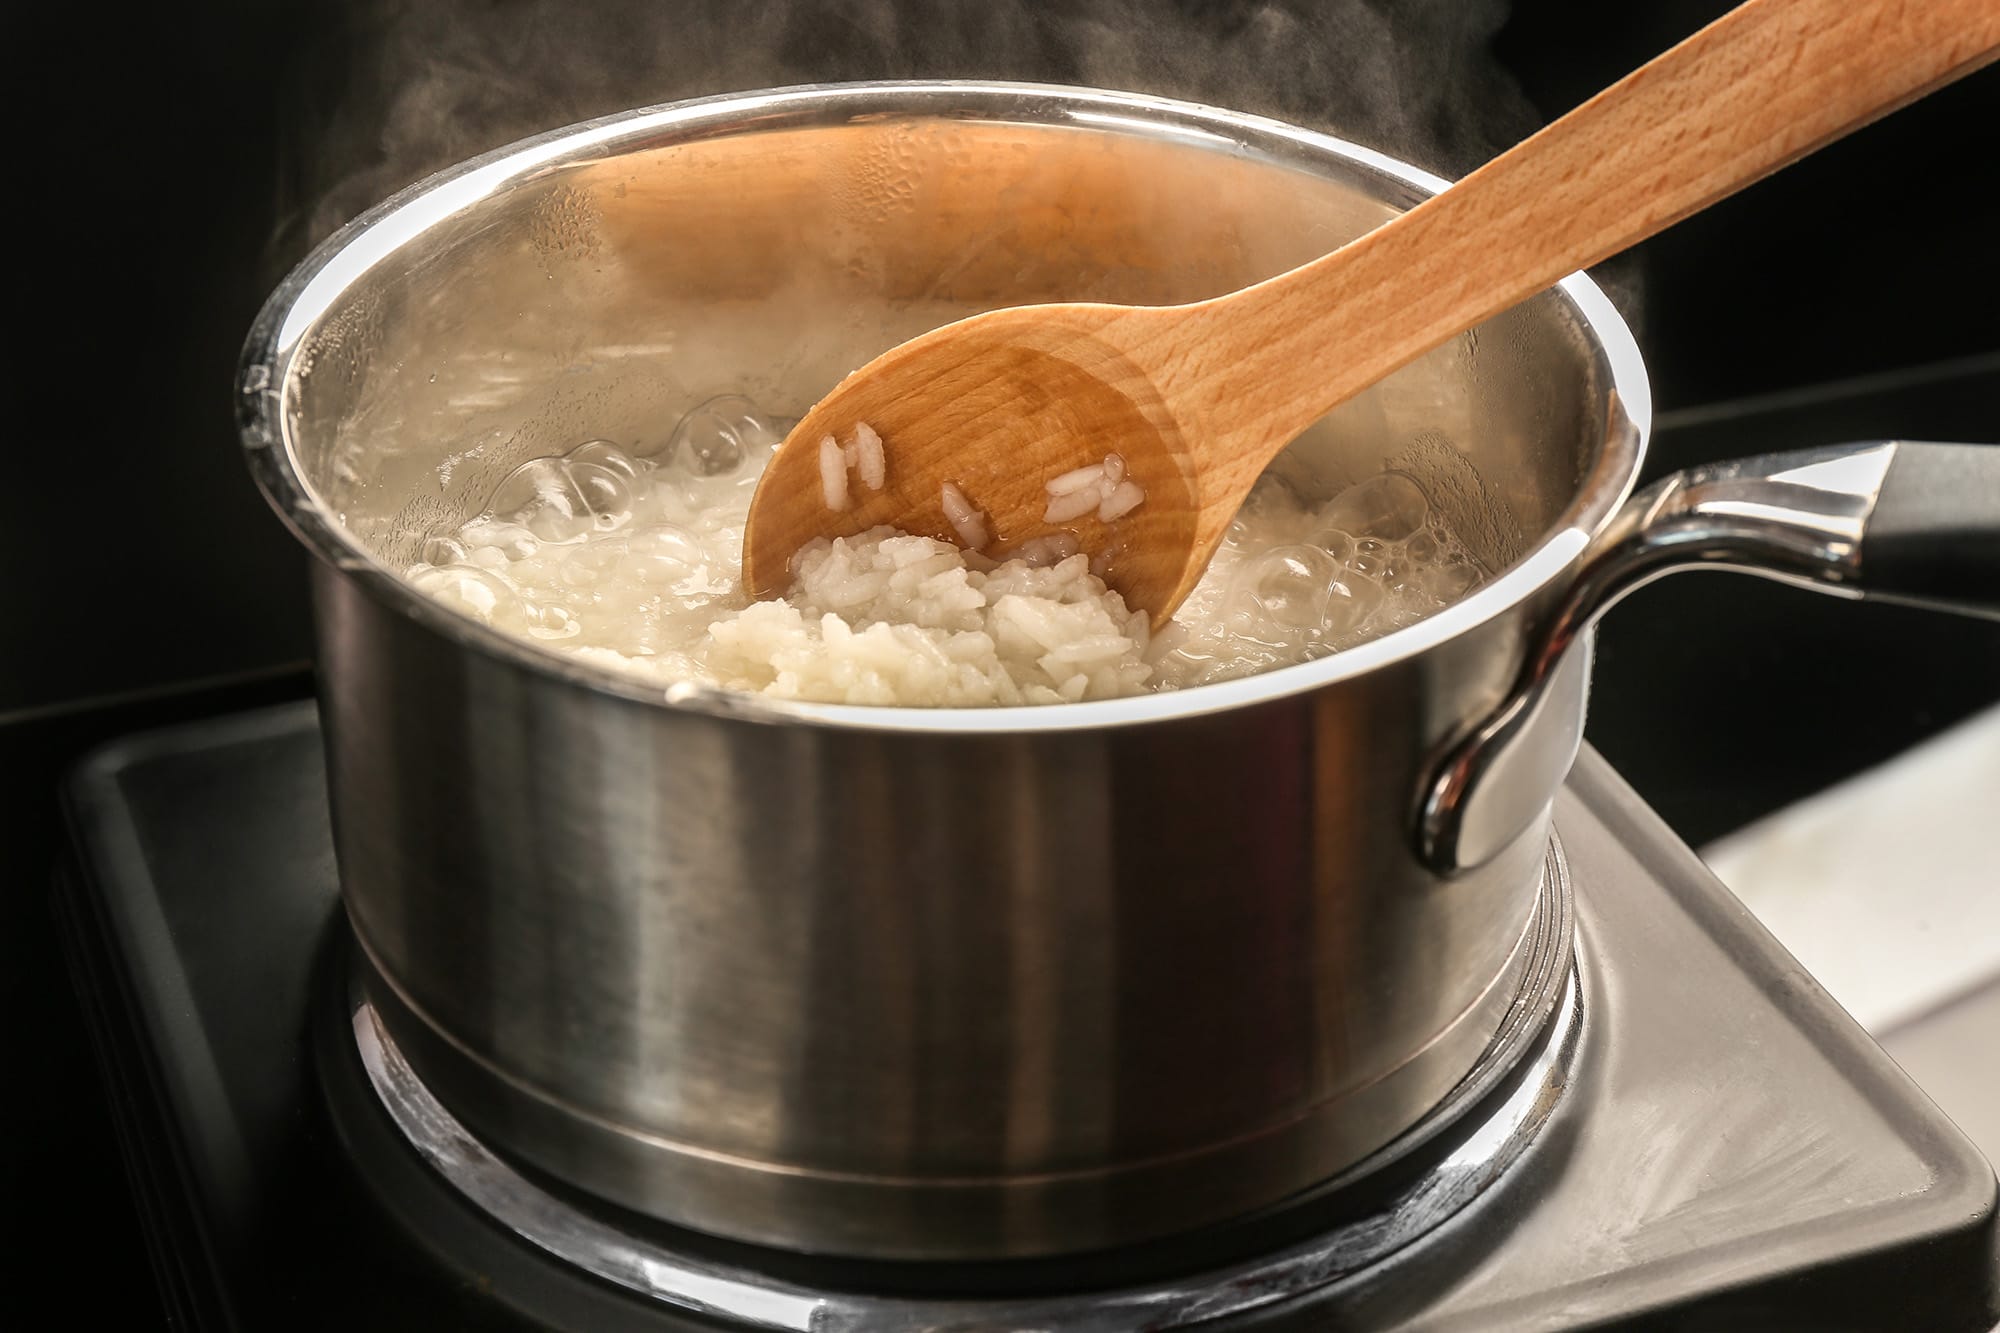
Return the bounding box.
[313,553,1565,1256]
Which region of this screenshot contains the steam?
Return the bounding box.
[277,0,1543,254]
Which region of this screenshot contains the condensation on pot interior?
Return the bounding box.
[403,394,1492,706]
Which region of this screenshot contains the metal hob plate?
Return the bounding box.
[54,702,2000,1330]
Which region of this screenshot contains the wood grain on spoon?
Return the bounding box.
[744,0,1999,624]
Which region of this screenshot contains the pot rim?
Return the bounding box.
[239,80,1652,736]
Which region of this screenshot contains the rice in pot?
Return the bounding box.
[403,395,1487,706]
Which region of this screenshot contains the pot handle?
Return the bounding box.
[1416,440,2000,875]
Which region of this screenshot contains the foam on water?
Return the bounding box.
[403,396,1489,704]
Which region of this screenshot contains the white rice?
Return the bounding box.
[846,421,886,492]
[1046,462,1109,496]
[1098,479,1146,521]
[940,481,990,551]
[404,398,1489,707]
[705,534,1151,705]
[818,435,848,511]
[820,422,886,510]
[1043,452,1146,525]
[1042,486,1102,524]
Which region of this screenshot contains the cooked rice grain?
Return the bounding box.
[818,435,848,510]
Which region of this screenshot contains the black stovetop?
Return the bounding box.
[52,702,2000,1330]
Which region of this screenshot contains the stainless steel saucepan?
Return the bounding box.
[239,84,1999,1260]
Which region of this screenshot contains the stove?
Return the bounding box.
[54,701,2000,1329]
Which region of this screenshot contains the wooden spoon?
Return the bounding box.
[744,0,1998,624]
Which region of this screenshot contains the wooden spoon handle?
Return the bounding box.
[1181,0,2000,445]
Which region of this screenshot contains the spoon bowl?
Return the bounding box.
[741,306,1210,618]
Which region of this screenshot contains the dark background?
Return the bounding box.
[5,0,1997,1322]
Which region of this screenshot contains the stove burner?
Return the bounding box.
[345,842,1581,1331]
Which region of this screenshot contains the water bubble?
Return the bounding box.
[1321,574,1385,637]
[566,439,641,479]
[486,458,594,543]
[1225,544,1343,638]
[569,461,634,526]
[1347,538,1390,580]
[421,535,468,566]
[1403,528,1441,564]
[666,394,782,477]
[1317,472,1430,542]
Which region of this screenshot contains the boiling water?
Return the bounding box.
[404,395,1488,704]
